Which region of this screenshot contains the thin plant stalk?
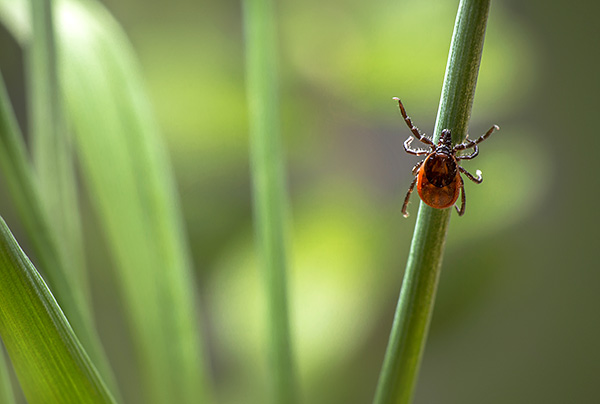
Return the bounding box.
[243,0,298,402]
[373,1,492,403]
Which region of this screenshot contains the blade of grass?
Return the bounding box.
[373,1,492,403]
[2,1,211,401]
[0,216,115,404]
[0,70,118,394]
[1,0,213,400]
[0,348,16,404]
[243,0,298,402]
[0,2,28,44]
[55,1,212,402]
[28,0,88,302]
[24,0,119,393]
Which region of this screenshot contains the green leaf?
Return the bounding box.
[56,1,211,402]
[28,0,88,301]
[0,0,212,402]
[0,348,16,404]
[0,65,117,395]
[0,217,115,404]
[24,1,112,388]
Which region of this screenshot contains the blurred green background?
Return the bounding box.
[1,0,599,403]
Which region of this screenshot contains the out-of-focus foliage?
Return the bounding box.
[0,0,209,403]
[113,1,545,403]
[1,0,599,402]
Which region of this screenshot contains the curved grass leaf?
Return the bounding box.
[28,0,88,305]
[0,217,115,404]
[56,1,212,401]
[0,67,118,394]
[0,0,212,402]
[0,348,16,404]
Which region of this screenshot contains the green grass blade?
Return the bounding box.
[0,217,115,404]
[373,1,492,403]
[55,1,211,402]
[0,69,118,394]
[28,0,88,301]
[1,0,212,400]
[24,0,119,393]
[0,348,16,404]
[243,0,298,402]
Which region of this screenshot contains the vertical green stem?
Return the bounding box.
[243,0,298,403]
[373,1,492,403]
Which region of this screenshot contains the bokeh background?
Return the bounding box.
[1,0,599,403]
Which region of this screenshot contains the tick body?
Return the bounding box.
[393,97,499,217]
[417,149,460,209]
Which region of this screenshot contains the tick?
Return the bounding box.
[393,97,499,217]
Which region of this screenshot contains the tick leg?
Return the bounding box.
[402,176,418,218]
[411,160,424,176]
[404,137,431,156]
[456,144,479,160]
[455,176,466,216]
[471,124,500,145]
[454,125,499,152]
[393,97,434,146]
[459,166,483,184]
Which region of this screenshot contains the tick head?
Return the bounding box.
[439,129,452,148]
[435,129,453,155]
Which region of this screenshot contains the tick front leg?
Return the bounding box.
[402,176,418,218]
[404,137,431,156]
[470,124,500,145]
[457,125,500,149]
[454,125,499,155]
[393,97,434,147]
[455,176,466,216]
[456,144,479,160]
[459,166,483,184]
